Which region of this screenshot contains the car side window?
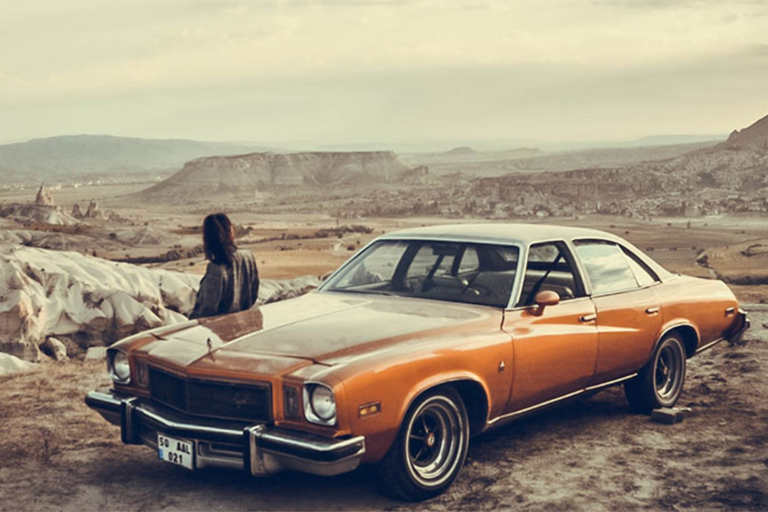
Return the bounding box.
[574,241,641,295]
[517,241,581,306]
[622,248,659,287]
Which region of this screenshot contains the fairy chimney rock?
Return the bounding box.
[85,200,104,219]
[35,184,54,206]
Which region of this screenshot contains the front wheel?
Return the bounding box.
[377,388,469,501]
[625,334,687,413]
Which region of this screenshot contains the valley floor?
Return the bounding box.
[1,307,766,511]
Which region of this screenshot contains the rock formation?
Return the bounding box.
[0,353,37,376]
[35,184,54,206]
[84,200,105,219]
[137,151,412,202]
[0,246,320,361]
[724,114,768,152]
[0,204,79,226]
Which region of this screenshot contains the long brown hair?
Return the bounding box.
[202,213,236,265]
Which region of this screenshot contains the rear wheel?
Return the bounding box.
[625,334,687,413]
[377,388,469,501]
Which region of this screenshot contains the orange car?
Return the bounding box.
[87,224,748,500]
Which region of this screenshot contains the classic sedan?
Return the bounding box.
[87,224,748,500]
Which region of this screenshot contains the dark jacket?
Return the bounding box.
[189,249,260,319]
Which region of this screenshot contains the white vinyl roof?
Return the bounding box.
[379,223,624,246]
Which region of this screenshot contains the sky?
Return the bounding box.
[1,0,767,150]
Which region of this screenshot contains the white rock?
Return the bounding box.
[0,245,322,361]
[85,347,108,361]
[41,337,69,361]
[0,352,38,376]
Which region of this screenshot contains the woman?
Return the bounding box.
[189,213,260,319]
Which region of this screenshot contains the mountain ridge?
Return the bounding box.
[0,134,274,183]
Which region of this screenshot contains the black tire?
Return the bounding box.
[377,387,469,501]
[624,334,687,413]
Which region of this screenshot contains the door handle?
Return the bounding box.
[579,314,597,323]
[645,307,660,315]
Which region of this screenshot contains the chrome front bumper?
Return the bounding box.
[85,390,365,477]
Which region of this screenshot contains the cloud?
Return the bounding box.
[595,0,765,8]
[746,43,768,57]
[185,0,414,12]
[2,0,767,143]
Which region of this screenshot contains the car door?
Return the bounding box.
[573,240,663,386]
[503,241,599,412]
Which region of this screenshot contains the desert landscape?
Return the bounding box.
[4,0,768,508]
[0,110,767,509]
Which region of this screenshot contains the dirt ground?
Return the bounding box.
[1,307,766,511]
[1,186,767,510]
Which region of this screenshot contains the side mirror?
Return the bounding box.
[533,290,560,316]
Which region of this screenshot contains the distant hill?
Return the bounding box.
[404,141,715,177]
[723,114,768,151]
[0,135,271,184]
[622,113,768,191]
[461,112,768,217]
[628,134,724,147]
[136,151,412,202]
[403,147,544,169]
[443,146,477,156]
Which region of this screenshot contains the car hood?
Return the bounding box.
[136,292,501,373]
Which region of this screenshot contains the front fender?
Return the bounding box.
[339,354,498,463]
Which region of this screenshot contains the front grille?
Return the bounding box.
[148,367,272,422]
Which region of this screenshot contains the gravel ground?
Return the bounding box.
[1,307,766,511]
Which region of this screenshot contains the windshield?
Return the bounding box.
[322,240,520,308]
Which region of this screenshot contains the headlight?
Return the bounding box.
[108,349,131,384]
[304,383,337,425]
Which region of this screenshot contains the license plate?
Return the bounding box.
[157,434,194,470]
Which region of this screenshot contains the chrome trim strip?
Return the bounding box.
[487,389,583,426]
[585,373,637,392]
[136,406,245,438]
[655,322,699,357]
[487,373,639,427]
[695,336,726,355]
[258,431,365,454]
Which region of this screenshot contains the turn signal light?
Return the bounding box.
[283,386,300,419]
[136,361,149,387]
[358,402,381,418]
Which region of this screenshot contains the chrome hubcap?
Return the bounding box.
[405,397,464,487]
[655,341,683,402]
